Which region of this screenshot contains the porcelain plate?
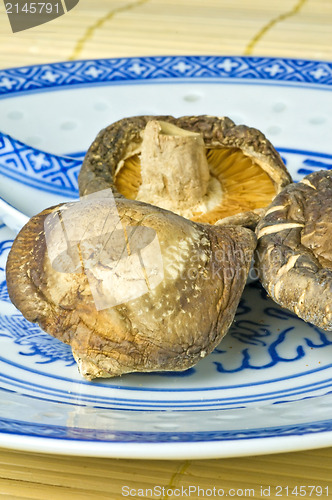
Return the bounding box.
[0,56,331,458]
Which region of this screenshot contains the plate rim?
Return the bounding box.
[2,426,332,459]
[0,55,331,100]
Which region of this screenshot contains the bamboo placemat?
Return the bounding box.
[0,0,332,498]
[0,0,332,68]
[0,447,332,499]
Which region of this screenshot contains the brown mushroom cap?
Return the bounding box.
[6,197,256,379]
[78,115,291,227]
[255,169,332,331]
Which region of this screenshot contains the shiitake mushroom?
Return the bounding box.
[5,115,298,379]
[78,115,292,228]
[255,169,332,331]
[6,196,256,379]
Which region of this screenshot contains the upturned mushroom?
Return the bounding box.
[255,169,332,331]
[6,195,256,379]
[78,115,292,228]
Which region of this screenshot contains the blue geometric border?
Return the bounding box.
[0,132,81,196]
[0,56,331,98]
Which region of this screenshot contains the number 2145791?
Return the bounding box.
[5,3,60,14]
[271,485,329,496]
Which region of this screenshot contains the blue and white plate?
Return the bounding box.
[0,56,332,458]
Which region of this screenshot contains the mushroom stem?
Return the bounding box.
[137,120,210,210]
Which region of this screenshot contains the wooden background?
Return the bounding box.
[0,0,332,498]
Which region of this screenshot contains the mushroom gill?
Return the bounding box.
[110,117,289,226]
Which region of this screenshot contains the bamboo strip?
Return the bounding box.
[0,449,331,493]
[0,0,331,68]
[0,478,110,500]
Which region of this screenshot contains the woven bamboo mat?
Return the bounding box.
[0,447,332,499]
[0,0,332,498]
[0,0,332,68]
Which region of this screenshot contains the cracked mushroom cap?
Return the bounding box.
[6,196,256,379]
[78,115,291,228]
[255,169,332,331]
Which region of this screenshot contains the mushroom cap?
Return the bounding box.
[78,115,291,227]
[255,169,332,331]
[6,197,256,379]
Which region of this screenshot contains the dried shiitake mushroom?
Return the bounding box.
[255,169,332,331]
[78,115,291,227]
[6,196,256,379]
